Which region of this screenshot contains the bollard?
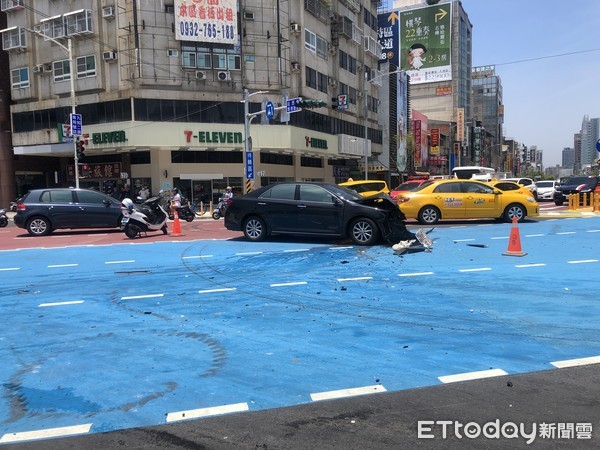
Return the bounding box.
[594,187,600,212]
[568,193,578,211]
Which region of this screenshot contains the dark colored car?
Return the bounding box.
[224,182,414,245]
[553,176,599,206]
[14,188,123,236]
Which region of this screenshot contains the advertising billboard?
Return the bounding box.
[379,3,452,85]
[174,0,238,45]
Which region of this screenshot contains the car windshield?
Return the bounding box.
[536,181,554,188]
[413,181,436,191]
[393,181,423,191]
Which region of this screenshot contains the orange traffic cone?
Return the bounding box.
[172,211,182,236]
[503,216,527,257]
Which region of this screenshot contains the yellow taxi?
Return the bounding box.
[396,179,539,224]
[338,179,390,197]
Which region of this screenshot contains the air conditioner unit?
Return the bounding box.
[102,6,115,19]
[217,70,231,81]
[243,11,254,20]
[195,70,207,80]
[42,62,53,73]
[291,61,300,72]
[102,51,117,61]
[290,23,301,33]
[33,64,43,74]
[327,44,337,55]
[328,78,338,88]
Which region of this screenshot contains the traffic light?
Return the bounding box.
[76,138,85,160]
[294,98,327,109]
[80,164,91,178]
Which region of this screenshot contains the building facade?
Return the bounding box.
[1,0,388,201]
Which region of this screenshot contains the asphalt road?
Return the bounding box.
[1,208,599,448]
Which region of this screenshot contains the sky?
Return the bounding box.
[459,0,600,166]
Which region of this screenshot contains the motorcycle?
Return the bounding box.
[168,202,195,222]
[120,196,169,239]
[0,208,8,228]
[212,197,231,220]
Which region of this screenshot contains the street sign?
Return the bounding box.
[287,97,302,113]
[596,138,600,153]
[70,113,82,136]
[245,151,254,180]
[265,101,275,120]
[337,94,348,110]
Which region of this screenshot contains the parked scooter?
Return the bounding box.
[0,208,8,228]
[168,202,195,222]
[212,197,231,220]
[120,196,169,239]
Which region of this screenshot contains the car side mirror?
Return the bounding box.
[333,197,343,206]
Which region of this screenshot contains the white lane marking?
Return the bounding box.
[458,267,492,273]
[0,267,20,271]
[47,264,78,268]
[283,248,310,253]
[438,368,508,383]
[270,281,308,287]
[104,260,135,264]
[567,259,598,264]
[337,276,373,282]
[166,402,249,423]
[582,212,595,216]
[453,239,475,242]
[235,252,263,256]
[550,355,600,368]
[524,234,544,237]
[515,263,546,268]
[398,272,434,277]
[330,246,353,250]
[0,423,93,444]
[39,300,84,307]
[121,293,164,300]
[310,385,387,401]
[556,232,576,235]
[182,255,213,259]
[198,288,237,294]
[587,230,600,233]
[490,236,509,240]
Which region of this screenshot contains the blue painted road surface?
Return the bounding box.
[1,217,600,444]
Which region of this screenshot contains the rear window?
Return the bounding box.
[536,181,554,188]
[40,190,73,203]
[393,181,423,191]
[567,177,594,185]
[347,182,386,193]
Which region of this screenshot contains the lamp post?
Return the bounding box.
[242,89,268,193]
[27,30,79,187]
[363,68,404,180]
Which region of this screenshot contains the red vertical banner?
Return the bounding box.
[413,120,422,167]
[430,128,440,147]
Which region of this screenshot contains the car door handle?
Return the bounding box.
[258,202,266,206]
[297,204,307,208]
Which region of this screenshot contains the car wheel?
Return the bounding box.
[243,216,267,242]
[349,217,379,246]
[26,216,52,236]
[162,224,168,235]
[418,206,440,225]
[554,200,563,206]
[504,203,526,222]
[0,216,7,228]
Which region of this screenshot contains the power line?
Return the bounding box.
[489,47,600,67]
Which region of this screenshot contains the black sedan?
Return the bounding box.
[553,176,599,206]
[14,188,123,236]
[224,182,414,245]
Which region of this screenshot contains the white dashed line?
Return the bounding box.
[515,263,546,268]
[490,236,509,240]
[330,246,353,250]
[198,288,237,294]
[458,268,492,273]
[120,293,164,300]
[524,234,544,237]
[166,402,249,423]
[567,259,598,264]
[587,230,600,233]
[398,272,434,277]
[182,255,213,259]
[0,267,20,271]
[337,276,373,282]
[438,368,508,383]
[39,301,84,307]
[556,232,576,235]
[270,281,307,287]
[550,355,600,368]
[235,252,263,256]
[310,385,387,401]
[0,424,93,444]
[283,248,310,253]
[47,264,79,268]
[453,239,475,242]
[104,260,135,264]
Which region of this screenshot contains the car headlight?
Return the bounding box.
[525,197,536,203]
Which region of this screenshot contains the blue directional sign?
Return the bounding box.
[265,101,275,120]
[245,151,254,180]
[70,113,82,136]
[287,97,302,113]
[596,138,600,153]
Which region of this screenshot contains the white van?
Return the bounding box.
[451,166,496,181]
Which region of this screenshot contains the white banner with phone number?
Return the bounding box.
[174,0,237,44]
